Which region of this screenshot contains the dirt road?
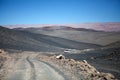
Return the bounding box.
[3,54,65,80]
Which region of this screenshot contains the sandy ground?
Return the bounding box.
[0,51,118,80]
[0,53,65,80]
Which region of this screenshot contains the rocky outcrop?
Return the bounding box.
[38,55,117,80]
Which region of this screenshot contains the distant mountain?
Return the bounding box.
[14,26,99,32]
[0,26,101,51]
[2,22,120,32]
[42,26,99,32]
[14,26,120,46]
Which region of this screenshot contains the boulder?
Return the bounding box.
[0,49,6,54]
[56,54,65,59]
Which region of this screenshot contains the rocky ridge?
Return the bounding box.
[38,54,117,80]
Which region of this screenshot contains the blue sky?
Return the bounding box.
[0,0,120,25]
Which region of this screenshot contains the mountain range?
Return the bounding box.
[14,26,120,46]
[0,26,101,51]
[0,23,120,51]
[2,22,120,32]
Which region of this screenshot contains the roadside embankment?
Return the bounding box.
[38,54,117,80]
[0,49,11,80]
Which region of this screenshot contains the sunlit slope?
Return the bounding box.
[0,26,101,51]
[17,26,120,46]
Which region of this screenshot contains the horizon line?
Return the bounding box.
[1,22,120,26]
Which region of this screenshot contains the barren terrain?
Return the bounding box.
[0,50,118,80]
[0,25,120,80]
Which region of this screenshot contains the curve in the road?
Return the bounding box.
[4,56,66,80]
[26,57,36,80]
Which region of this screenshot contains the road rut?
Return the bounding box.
[4,55,65,80]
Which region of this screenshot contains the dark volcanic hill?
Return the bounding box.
[0,26,101,51]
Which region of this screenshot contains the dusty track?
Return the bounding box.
[3,54,65,80]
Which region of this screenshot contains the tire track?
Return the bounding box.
[26,57,36,80]
[32,58,65,80]
[37,59,69,80]
[4,55,66,80]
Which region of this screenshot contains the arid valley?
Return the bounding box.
[0,23,120,80]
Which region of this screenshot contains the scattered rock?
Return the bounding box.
[38,55,117,80]
[83,60,87,63]
[0,49,5,54]
[56,54,65,59]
